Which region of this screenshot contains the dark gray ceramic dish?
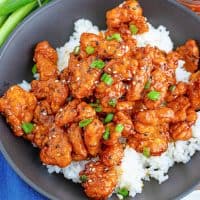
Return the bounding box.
[0,0,200,199]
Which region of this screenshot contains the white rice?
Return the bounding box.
[133,23,173,53]
[116,147,146,198]
[18,18,200,199]
[175,60,191,83]
[18,80,31,91]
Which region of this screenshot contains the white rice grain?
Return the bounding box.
[175,60,191,83]
[18,80,31,91]
[133,23,173,53]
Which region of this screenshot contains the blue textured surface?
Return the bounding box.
[0,152,47,200]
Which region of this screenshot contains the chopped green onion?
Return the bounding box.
[106,33,122,42]
[21,122,34,134]
[86,46,95,55]
[80,175,87,183]
[143,147,150,158]
[147,90,161,101]
[79,119,93,128]
[108,98,117,107]
[104,113,114,124]
[73,46,80,55]
[115,124,124,133]
[95,105,102,113]
[144,80,151,90]
[32,64,37,75]
[103,127,110,140]
[101,73,113,86]
[129,24,138,35]
[90,59,105,69]
[169,85,176,92]
[117,187,129,198]
[89,103,98,107]
[89,103,102,113]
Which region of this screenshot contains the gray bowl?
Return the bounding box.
[0,0,200,200]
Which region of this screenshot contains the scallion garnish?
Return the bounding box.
[32,64,37,75]
[117,187,129,198]
[129,24,138,35]
[86,46,95,55]
[108,98,117,107]
[101,73,113,86]
[103,127,110,140]
[21,122,34,134]
[90,59,105,69]
[79,119,93,128]
[89,102,102,113]
[80,175,87,183]
[143,147,150,158]
[104,113,114,124]
[147,90,160,101]
[106,33,122,42]
[115,124,124,133]
[95,105,102,113]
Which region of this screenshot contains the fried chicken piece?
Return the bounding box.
[103,123,122,146]
[98,39,133,59]
[59,68,69,81]
[114,112,134,137]
[34,41,58,81]
[33,100,54,125]
[32,125,49,148]
[67,123,87,161]
[77,102,96,121]
[95,79,126,107]
[79,33,101,58]
[135,107,174,126]
[40,125,72,167]
[100,143,124,167]
[170,122,192,141]
[106,0,148,34]
[35,55,58,81]
[186,108,197,125]
[167,96,190,123]
[55,100,96,127]
[126,48,153,101]
[80,161,118,200]
[176,40,199,72]
[116,101,134,112]
[187,75,200,110]
[166,82,188,102]
[67,54,102,98]
[55,99,80,126]
[128,131,168,156]
[31,79,68,113]
[84,119,104,156]
[144,68,169,109]
[34,41,58,64]
[104,56,138,81]
[134,122,158,135]
[0,86,37,136]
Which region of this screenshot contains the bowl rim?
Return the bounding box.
[0,0,200,200]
